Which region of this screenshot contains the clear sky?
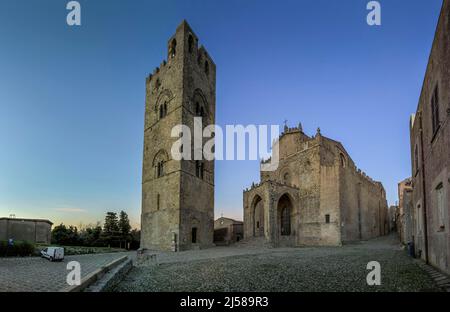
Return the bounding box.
[0,0,443,228]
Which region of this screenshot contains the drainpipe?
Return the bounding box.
[419,113,429,264]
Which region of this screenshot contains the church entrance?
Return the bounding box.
[252,195,264,237]
[278,194,292,236]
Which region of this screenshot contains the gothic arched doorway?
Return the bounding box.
[278,194,293,236]
[252,195,264,237]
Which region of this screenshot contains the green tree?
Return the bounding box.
[51,223,80,246]
[130,228,141,250]
[79,222,103,246]
[118,211,131,249]
[52,223,69,244]
[103,212,119,234]
[102,212,120,247]
[118,211,131,237]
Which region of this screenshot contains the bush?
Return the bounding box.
[0,241,35,257]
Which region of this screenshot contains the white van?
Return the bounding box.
[40,247,64,262]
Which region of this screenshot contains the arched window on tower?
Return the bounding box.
[188,35,194,53]
[169,39,177,58]
[159,102,168,120]
[157,161,165,178]
[195,102,204,117]
[340,153,346,168]
[204,61,209,75]
[195,160,204,179]
[283,172,291,185]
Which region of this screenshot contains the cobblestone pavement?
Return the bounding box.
[116,235,442,292]
[0,252,133,292]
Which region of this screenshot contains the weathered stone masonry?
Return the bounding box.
[243,126,389,247]
[141,21,216,251]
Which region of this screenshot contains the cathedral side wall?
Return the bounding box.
[339,164,387,242]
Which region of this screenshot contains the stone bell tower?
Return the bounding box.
[141,20,216,251]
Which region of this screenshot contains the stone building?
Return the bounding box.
[397,178,413,244]
[141,21,216,251]
[409,0,450,274]
[0,217,52,244]
[243,125,389,247]
[388,205,397,233]
[213,217,243,245]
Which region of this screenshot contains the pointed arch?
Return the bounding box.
[192,88,209,117]
[152,149,169,178]
[277,193,293,236]
[169,38,177,58]
[156,89,173,120]
[250,194,264,237]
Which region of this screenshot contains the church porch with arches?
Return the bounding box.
[243,181,300,247]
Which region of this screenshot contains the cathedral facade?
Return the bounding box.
[243,125,389,247]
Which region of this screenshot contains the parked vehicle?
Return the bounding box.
[40,247,64,261]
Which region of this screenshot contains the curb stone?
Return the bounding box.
[414,259,450,292]
[60,255,129,292]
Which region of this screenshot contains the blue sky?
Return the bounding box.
[0,0,443,228]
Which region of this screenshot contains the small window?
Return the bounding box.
[169,39,177,58]
[436,183,445,229]
[195,102,202,116]
[155,79,161,90]
[157,194,160,210]
[256,221,260,229]
[283,172,291,184]
[193,101,204,118]
[195,161,204,179]
[340,154,346,168]
[188,35,194,53]
[159,102,168,119]
[157,161,164,178]
[414,144,419,173]
[325,214,330,224]
[431,85,440,135]
[205,61,209,75]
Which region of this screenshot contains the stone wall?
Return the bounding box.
[410,0,450,274]
[0,218,52,244]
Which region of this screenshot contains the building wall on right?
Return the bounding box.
[410,0,450,274]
